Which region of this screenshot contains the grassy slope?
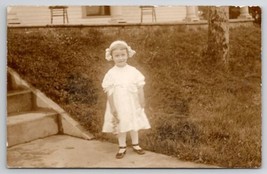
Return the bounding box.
[7,25,261,167]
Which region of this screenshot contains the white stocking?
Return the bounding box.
[130,130,141,150]
[118,132,127,153]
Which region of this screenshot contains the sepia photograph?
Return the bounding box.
[6,5,261,168]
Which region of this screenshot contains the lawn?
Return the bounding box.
[7,24,261,167]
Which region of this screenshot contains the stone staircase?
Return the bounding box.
[7,75,59,147]
[6,67,94,147]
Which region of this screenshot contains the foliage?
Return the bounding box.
[7,24,261,167]
[198,6,261,26]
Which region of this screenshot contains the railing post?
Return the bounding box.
[184,6,200,22]
[238,6,252,19]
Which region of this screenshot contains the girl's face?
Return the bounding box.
[112,48,128,67]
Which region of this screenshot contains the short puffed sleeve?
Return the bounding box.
[135,68,145,86]
[102,71,114,95]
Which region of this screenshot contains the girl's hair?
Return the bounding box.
[105,40,136,61]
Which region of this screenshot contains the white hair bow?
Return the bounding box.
[105,41,136,61]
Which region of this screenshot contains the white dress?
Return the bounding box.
[102,64,151,133]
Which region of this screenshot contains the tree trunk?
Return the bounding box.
[207,6,229,67]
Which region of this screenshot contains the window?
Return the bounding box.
[83,6,111,17]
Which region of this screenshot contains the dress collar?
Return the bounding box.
[114,64,129,70]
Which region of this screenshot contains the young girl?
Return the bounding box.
[102,40,151,159]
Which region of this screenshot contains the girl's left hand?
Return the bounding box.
[138,86,145,108]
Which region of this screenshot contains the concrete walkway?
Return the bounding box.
[7,135,218,168]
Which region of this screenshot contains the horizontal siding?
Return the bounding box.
[121,6,141,23]
[9,6,112,25]
[8,6,188,26]
[10,6,50,25]
[155,6,187,21]
[121,6,186,23]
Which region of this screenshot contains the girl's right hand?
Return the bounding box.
[111,108,117,116]
[112,111,118,117]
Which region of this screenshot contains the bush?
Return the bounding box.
[7,25,261,167]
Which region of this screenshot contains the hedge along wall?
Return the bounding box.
[7,21,261,168]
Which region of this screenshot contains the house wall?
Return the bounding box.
[9,6,112,25]
[9,6,51,25]
[121,6,186,23]
[8,6,187,26]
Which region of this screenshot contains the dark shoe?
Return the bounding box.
[132,144,145,155]
[116,146,127,159]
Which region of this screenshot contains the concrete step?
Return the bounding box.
[7,89,33,114]
[7,109,59,147]
[7,69,25,90]
[7,73,13,91]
